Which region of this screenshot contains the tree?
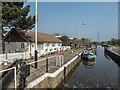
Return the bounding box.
[59,35,70,46]
[107,41,111,45]
[1,2,35,53]
[2,2,35,32]
[111,38,118,45]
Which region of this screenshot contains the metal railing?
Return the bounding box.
[0,67,16,89]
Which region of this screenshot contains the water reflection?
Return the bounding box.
[104,52,120,67]
[104,54,112,60]
[82,59,96,68]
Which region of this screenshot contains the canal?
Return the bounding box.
[58,46,119,88]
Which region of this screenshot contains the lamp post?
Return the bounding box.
[35,0,38,69]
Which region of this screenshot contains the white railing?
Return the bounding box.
[27,55,56,65]
[0,52,30,64]
[0,67,16,89]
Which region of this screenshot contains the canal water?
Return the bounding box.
[58,46,119,88]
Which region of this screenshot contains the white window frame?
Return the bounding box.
[21,42,24,48]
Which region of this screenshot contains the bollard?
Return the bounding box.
[61,55,64,65]
[46,58,48,72]
[56,56,59,66]
[35,50,38,69]
[56,55,64,66]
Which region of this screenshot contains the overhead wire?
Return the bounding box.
[96,2,118,41]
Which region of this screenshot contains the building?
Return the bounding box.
[69,38,92,48]
[4,29,62,57]
[53,33,62,38]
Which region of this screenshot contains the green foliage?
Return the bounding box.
[2,2,35,30]
[22,59,29,61]
[101,38,120,46]
[1,62,4,65]
[59,35,70,46]
[76,47,80,49]
[92,41,100,45]
[111,38,118,45]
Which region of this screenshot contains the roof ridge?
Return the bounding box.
[26,30,53,36]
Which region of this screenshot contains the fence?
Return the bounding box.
[0,46,71,64]
[0,52,30,64]
[0,67,16,89]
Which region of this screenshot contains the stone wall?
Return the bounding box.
[104,48,120,65]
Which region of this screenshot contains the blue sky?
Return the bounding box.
[24,2,118,41]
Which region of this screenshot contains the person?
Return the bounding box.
[19,62,27,88]
[75,44,77,48]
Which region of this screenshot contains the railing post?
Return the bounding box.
[46,58,48,72]
[14,67,16,90]
[6,53,7,60]
[64,67,66,77]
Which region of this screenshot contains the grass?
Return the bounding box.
[22,59,30,61]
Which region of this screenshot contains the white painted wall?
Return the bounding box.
[5,42,64,57]
[5,42,30,53]
[42,43,62,54]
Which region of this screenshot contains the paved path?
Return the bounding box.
[109,46,120,55]
[7,48,84,88]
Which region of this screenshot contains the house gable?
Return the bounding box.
[4,30,28,42]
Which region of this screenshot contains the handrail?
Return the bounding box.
[27,55,56,65]
[0,67,16,89]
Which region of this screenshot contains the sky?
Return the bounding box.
[24,2,118,41]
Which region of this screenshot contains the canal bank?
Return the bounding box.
[104,47,120,66]
[26,51,83,88]
[58,46,118,88]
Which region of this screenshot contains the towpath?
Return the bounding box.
[7,48,84,88]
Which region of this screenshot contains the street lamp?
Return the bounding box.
[35,0,38,69]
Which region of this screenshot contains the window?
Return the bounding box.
[21,43,24,48]
[52,43,55,47]
[46,43,50,47]
[38,43,43,49]
[59,43,61,46]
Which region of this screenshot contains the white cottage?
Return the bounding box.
[4,29,62,57]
